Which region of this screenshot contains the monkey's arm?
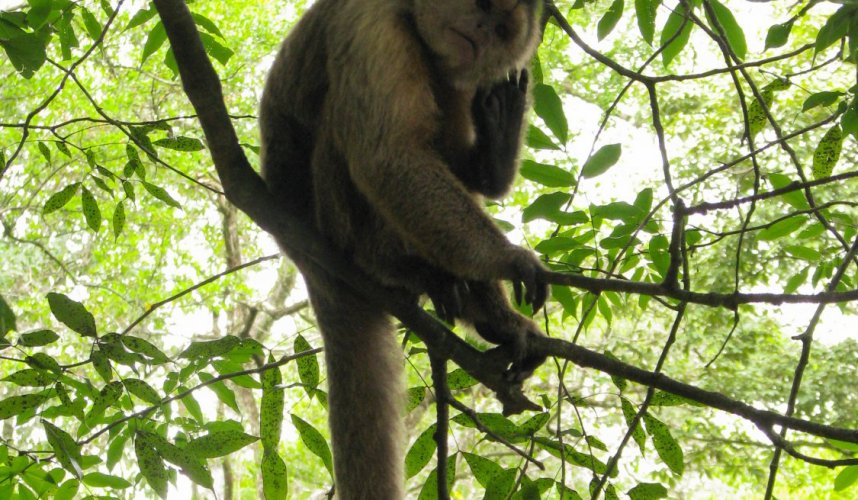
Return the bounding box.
[451,70,528,199]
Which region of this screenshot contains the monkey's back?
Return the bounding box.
[260,0,446,293]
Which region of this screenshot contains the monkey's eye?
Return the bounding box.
[476,0,492,12]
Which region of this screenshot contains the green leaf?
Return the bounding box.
[55,141,71,157]
[628,482,668,500]
[125,7,156,31]
[842,100,858,138]
[121,335,170,364]
[82,472,132,490]
[1,32,48,78]
[812,125,843,179]
[418,455,457,500]
[107,428,130,471]
[757,217,805,241]
[294,335,320,392]
[152,136,205,152]
[452,412,521,441]
[124,378,161,404]
[535,236,580,256]
[179,388,204,423]
[191,13,225,38]
[526,125,559,150]
[406,387,426,413]
[581,144,621,178]
[635,0,657,45]
[784,245,821,261]
[87,381,123,420]
[3,369,53,386]
[262,449,289,499]
[519,412,551,435]
[199,32,234,65]
[261,361,284,451]
[139,430,213,490]
[405,424,437,479]
[134,433,168,498]
[660,3,694,67]
[784,267,809,294]
[43,183,80,214]
[835,465,858,491]
[112,201,125,239]
[291,414,333,474]
[463,452,515,497]
[520,160,575,187]
[26,0,52,30]
[621,397,647,452]
[597,0,624,41]
[80,187,102,232]
[556,481,584,500]
[643,415,684,475]
[746,88,773,139]
[0,294,15,336]
[706,0,747,60]
[185,431,258,458]
[765,20,793,50]
[179,335,239,359]
[47,293,97,337]
[25,353,61,374]
[80,7,102,40]
[42,419,83,479]
[198,372,239,412]
[141,181,181,208]
[533,84,568,143]
[446,368,478,390]
[141,21,166,64]
[523,192,571,223]
[0,393,47,419]
[37,141,51,163]
[91,348,112,382]
[17,329,58,347]
[767,172,808,210]
[54,479,79,500]
[815,6,853,55]
[802,91,843,112]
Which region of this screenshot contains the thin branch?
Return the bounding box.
[81,347,322,446]
[121,254,279,335]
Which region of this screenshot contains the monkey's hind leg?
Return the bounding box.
[307,284,405,500]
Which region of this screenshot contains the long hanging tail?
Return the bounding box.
[307,284,405,500]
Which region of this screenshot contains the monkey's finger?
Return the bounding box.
[451,283,464,319]
[519,69,529,92]
[531,280,548,313]
[508,69,517,84]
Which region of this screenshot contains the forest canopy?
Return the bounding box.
[1,0,858,498]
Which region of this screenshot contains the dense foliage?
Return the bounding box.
[1,0,858,498]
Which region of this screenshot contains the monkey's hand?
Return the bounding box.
[477,316,546,383]
[471,69,528,198]
[425,276,469,325]
[503,245,549,314]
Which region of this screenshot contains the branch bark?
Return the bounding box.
[151,0,858,468]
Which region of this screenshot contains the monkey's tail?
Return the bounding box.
[308,284,405,500]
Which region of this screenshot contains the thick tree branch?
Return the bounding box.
[152,0,858,469]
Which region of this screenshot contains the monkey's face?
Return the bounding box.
[414,0,542,87]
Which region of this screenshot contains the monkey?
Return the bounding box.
[259,1,546,498]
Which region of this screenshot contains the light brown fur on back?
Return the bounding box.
[260,1,544,498]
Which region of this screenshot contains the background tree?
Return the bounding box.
[1,0,858,498]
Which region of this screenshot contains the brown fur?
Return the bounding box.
[260,1,544,498]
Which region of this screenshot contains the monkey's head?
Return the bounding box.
[414,0,542,88]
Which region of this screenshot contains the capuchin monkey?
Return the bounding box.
[259,1,546,498]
